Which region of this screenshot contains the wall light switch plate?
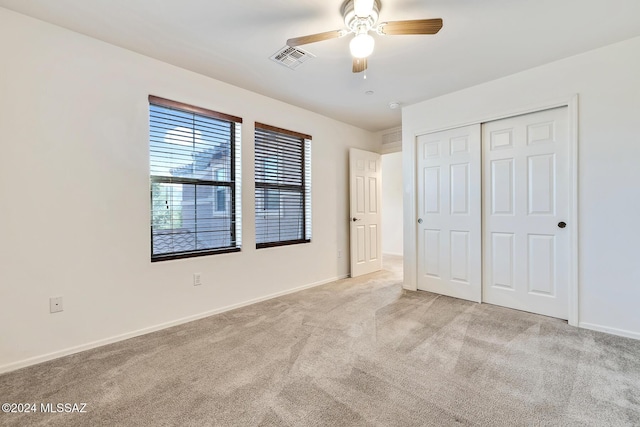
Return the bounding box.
[193,273,202,286]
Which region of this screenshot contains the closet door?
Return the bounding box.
[416,125,482,302]
[482,107,570,319]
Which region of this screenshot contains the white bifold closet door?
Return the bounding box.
[416,125,482,302]
[482,107,570,320]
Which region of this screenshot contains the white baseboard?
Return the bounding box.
[579,322,640,340]
[382,252,403,257]
[0,274,348,375]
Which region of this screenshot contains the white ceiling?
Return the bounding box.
[2,0,640,131]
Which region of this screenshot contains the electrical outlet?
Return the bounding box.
[50,296,63,313]
[193,273,202,286]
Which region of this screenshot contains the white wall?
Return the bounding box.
[0,8,379,372]
[382,152,403,256]
[402,36,640,339]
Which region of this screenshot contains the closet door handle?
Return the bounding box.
[558,221,566,229]
[417,218,423,224]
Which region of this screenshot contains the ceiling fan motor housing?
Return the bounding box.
[342,0,382,32]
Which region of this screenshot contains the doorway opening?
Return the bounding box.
[382,151,404,278]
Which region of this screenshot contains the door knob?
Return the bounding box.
[352,217,361,222]
[417,218,423,224]
[558,221,566,229]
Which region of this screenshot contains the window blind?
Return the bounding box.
[149,95,242,261]
[255,123,311,248]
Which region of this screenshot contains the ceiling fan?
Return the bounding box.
[286,0,443,73]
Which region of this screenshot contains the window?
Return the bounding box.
[255,122,311,248]
[149,96,242,261]
[214,169,227,212]
[215,188,226,212]
[264,188,280,211]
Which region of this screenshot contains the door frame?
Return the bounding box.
[403,94,579,326]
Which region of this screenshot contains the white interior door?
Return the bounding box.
[416,125,482,302]
[350,148,382,277]
[483,107,570,319]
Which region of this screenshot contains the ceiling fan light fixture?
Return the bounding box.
[350,33,375,58]
[354,0,374,17]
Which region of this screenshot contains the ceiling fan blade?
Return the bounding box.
[378,18,443,35]
[287,30,345,47]
[352,57,368,73]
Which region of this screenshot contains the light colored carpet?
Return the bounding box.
[1,256,639,426]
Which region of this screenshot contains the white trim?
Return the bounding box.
[382,252,403,257]
[567,95,579,327]
[404,94,579,326]
[579,322,640,341]
[402,127,418,291]
[0,274,348,375]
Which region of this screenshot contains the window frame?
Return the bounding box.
[149,95,242,262]
[254,122,312,249]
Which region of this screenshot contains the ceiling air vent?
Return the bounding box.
[381,127,402,154]
[270,46,315,70]
[382,128,402,146]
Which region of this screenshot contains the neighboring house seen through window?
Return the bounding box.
[149,96,242,261]
[255,123,312,248]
